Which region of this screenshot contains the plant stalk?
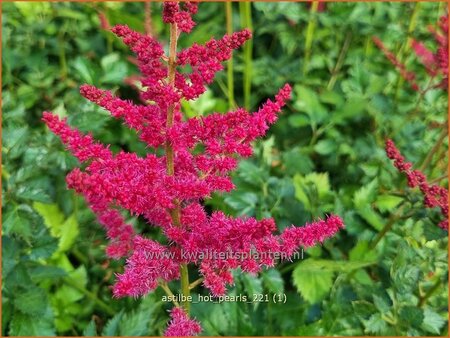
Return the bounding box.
[226,1,235,109]
[418,278,442,307]
[327,32,352,90]
[370,204,406,249]
[303,1,319,76]
[419,127,448,172]
[239,2,252,109]
[166,21,191,314]
[144,1,153,36]
[394,2,421,99]
[64,278,115,316]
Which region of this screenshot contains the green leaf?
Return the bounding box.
[242,274,263,298]
[73,57,95,84]
[293,258,376,303]
[28,265,67,282]
[288,114,310,127]
[421,308,445,334]
[262,269,284,294]
[363,313,386,334]
[372,294,391,314]
[293,262,334,303]
[352,300,377,320]
[29,229,58,260]
[375,194,403,213]
[293,172,331,212]
[119,309,150,336]
[224,192,258,216]
[33,202,65,237]
[399,306,424,328]
[33,202,79,254]
[58,215,79,253]
[9,311,55,336]
[83,319,97,336]
[349,241,378,262]
[293,85,328,125]
[353,179,384,230]
[319,90,344,106]
[314,139,337,155]
[100,53,128,84]
[14,287,48,316]
[102,311,124,336]
[354,178,378,209]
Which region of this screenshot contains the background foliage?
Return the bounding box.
[2,1,448,336]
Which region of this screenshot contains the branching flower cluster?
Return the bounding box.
[373,13,448,92]
[43,2,344,335]
[385,139,448,231]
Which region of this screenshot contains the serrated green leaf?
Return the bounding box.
[353,179,384,230]
[119,309,150,336]
[288,114,310,127]
[363,313,386,334]
[14,287,48,316]
[83,319,97,336]
[375,194,403,212]
[354,178,378,209]
[372,294,391,314]
[349,241,378,262]
[58,215,79,253]
[293,172,330,211]
[9,311,55,336]
[421,308,445,334]
[29,230,58,260]
[242,274,263,298]
[262,269,284,294]
[33,202,65,237]
[314,139,337,155]
[293,262,334,303]
[399,306,424,328]
[102,311,124,336]
[293,257,376,303]
[28,265,67,282]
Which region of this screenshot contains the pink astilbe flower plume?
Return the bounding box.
[372,37,419,91]
[385,139,448,231]
[374,13,449,92]
[43,3,344,334]
[165,307,202,337]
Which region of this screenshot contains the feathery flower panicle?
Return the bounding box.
[385,139,448,230]
[43,3,344,335]
[164,307,202,337]
[372,37,419,91]
[375,13,448,92]
[412,13,449,88]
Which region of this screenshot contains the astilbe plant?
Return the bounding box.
[42,2,344,335]
[373,13,449,92]
[385,139,448,231]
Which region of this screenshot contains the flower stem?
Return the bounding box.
[418,278,442,307]
[180,264,190,313]
[327,32,352,90]
[303,1,319,76]
[144,1,153,36]
[239,1,252,109]
[64,278,115,316]
[419,127,448,172]
[226,1,235,109]
[189,277,204,290]
[394,2,421,99]
[166,21,191,314]
[160,282,180,307]
[370,204,406,249]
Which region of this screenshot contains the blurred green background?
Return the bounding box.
[2,1,448,336]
